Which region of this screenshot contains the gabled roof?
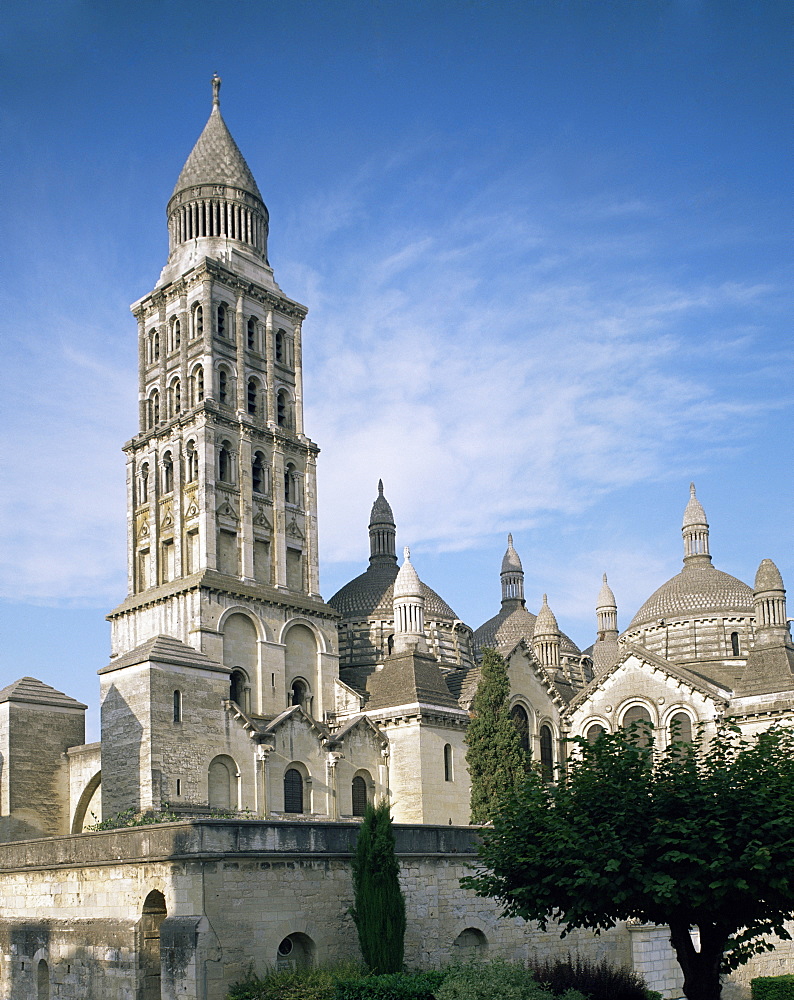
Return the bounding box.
[566,643,732,716]
[99,635,228,675]
[330,714,388,746]
[365,650,463,712]
[259,704,330,740]
[0,676,87,711]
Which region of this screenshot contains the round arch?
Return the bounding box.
[217,605,270,642]
[278,616,328,653]
[618,699,658,728]
[662,704,697,744]
[71,770,102,833]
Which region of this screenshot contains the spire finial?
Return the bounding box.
[507,533,513,546]
[603,573,608,584]
[404,546,410,561]
[542,593,548,605]
[378,479,384,495]
[690,482,696,498]
[212,73,222,108]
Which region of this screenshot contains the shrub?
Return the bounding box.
[529,955,650,1000]
[435,959,587,1000]
[333,969,446,999]
[751,975,794,1000]
[228,963,361,1000]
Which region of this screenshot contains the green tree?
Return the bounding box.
[463,723,794,1000]
[350,799,406,974]
[465,647,529,824]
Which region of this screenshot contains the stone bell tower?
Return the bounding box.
[103,79,339,786]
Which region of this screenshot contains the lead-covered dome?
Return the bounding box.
[473,604,580,657]
[329,563,457,620]
[627,563,754,630]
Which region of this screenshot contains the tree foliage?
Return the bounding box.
[350,800,406,974]
[465,647,529,824]
[463,723,794,1000]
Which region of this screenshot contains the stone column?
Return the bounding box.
[264,308,275,424]
[293,319,305,436]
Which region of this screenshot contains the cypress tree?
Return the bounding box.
[350,799,406,973]
[465,647,529,824]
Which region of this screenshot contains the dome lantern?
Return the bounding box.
[393,547,428,654]
[369,480,397,564]
[682,483,712,566]
[500,533,525,605]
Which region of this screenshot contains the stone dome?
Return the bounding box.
[473,604,580,657]
[755,558,784,593]
[627,563,754,630]
[328,562,457,621]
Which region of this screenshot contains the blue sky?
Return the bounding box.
[1,1,791,740]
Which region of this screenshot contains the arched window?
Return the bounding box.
[387,633,394,655]
[284,768,304,813]
[444,743,453,782]
[290,678,309,711]
[162,451,173,493]
[275,329,284,363]
[149,390,160,428]
[586,723,606,744]
[539,724,554,782]
[193,303,203,339]
[139,463,149,504]
[284,463,296,504]
[352,775,368,817]
[252,451,266,494]
[169,378,181,417]
[173,690,182,723]
[230,668,247,707]
[276,932,314,970]
[731,631,740,656]
[171,317,181,351]
[669,711,693,744]
[218,370,228,405]
[277,389,287,427]
[152,329,160,361]
[247,317,256,350]
[453,928,487,957]
[622,704,653,748]
[218,442,232,483]
[185,441,198,483]
[510,704,530,755]
[217,303,226,338]
[37,959,49,1000]
[196,366,204,402]
[247,378,258,415]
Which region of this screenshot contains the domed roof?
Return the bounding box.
[171,77,262,202]
[370,479,395,527]
[682,482,708,528]
[501,534,523,574]
[534,594,559,636]
[328,561,457,621]
[473,604,580,657]
[627,563,754,630]
[755,558,784,593]
[393,548,422,599]
[597,573,616,609]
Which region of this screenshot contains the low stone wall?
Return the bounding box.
[1,820,789,1000]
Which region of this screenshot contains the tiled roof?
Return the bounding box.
[171,107,262,200]
[328,562,457,621]
[473,602,580,656]
[627,564,753,630]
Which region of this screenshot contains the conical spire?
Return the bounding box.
[369,480,397,564]
[596,573,618,636]
[533,594,560,669]
[393,547,427,653]
[753,558,790,646]
[682,482,711,566]
[166,76,269,262]
[500,533,525,605]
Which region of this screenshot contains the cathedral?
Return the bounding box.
[0,80,792,999]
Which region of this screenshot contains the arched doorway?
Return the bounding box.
[141,890,167,1000]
